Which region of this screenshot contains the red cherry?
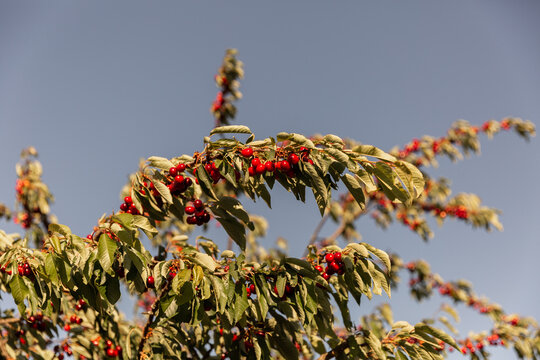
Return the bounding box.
[250,284,256,293]
[184,177,193,187]
[124,196,132,204]
[194,199,204,210]
[115,345,123,354]
[334,252,342,262]
[18,265,24,276]
[325,253,334,263]
[147,276,155,288]
[202,212,211,223]
[330,261,340,272]
[221,354,226,360]
[75,304,82,311]
[86,234,93,240]
[186,216,197,225]
[204,163,212,173]
[176,163,186,172]
[76,317,82,324]
[246,288,251,297]
[185,206,195,215]
[106,348,117,357]
[264,161,275,172]
[79,299,86,306]
[241,148,253,157]
[174,175,184,184]
[248,167,255,176]
[315,265,323,273]
[251,158,261,167]
[322,273,330,281]
[64,324,71,331]
[288,153,300,165]
[169,167,178,177]
[256,164,266,175]
[106,340,113,348]
[325,265,334,275]
[219,328,224,335]
[280,160,291,172]
[232,334,239,342]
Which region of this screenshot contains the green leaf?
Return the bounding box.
[195,164,218,200]
[213,196,251,224]
[192,253,218,272]
[106,276,121,304]
[9,275,29,306]
[215,216,246,251]
[132,215,158,238]
[362,243,391,272]
[276,274,287,298]
[414,323,459,349]
[323,134,344,146]
[324,148,350,165]
[210,125,252,135]
[371,162,410,204]
[352,144,397,162]
[153,180,173,204]
[48,235,62,254]
[172,269,191,294]
[356,168,377,193]
[304,162,328,214]
[48,223,71,237]
[341,174,366,210]
[44,253,58,283]
[285,258,318,274]
[345,243,369,258]
[234,282,249,323]
[97,234,117,273]
[148,156,174,170]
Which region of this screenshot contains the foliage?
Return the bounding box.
[0,50,537,360]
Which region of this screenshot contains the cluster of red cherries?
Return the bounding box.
[104,339,123,358]
[454,333,504,355]
[240,146,313,179]
[185,199,211,225]
[315,252,346,280]
[166,163,193,196]
[17,261,34,280]
[119,196,139,215]
[245,283,256,297]
[199,161,224,184]
[53,343,73,359]
[26,312,48,331]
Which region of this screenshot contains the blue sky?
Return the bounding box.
[1,2,539,358]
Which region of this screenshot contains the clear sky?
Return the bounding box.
[1,2,539,359]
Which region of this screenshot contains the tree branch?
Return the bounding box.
[137,279,173,359]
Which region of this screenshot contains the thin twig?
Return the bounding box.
[137,279,173,359]
[303,210,330,257]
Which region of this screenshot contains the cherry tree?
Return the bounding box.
[0,49,537,360]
